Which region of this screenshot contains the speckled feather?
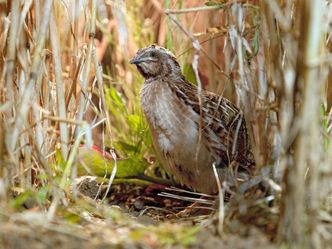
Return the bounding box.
[130,45,254,194]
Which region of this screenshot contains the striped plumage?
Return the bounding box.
[130,45,254,194]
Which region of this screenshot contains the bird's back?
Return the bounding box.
[141,76,254,194]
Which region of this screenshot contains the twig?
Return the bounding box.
[50,12,69,159]
[74,0,97,137]
[166,5,223,14]
[213,163,224,237]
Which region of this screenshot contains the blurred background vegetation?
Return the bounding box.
[0,0,332,248]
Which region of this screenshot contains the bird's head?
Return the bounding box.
[130,45,182,79]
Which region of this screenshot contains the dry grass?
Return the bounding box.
[0,0,332,248]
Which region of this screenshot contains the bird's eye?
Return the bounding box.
[150,51,156,57]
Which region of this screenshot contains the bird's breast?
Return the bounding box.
[140,80,198,153]
[140,80,218,193]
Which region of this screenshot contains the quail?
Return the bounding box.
[130,45,254,194]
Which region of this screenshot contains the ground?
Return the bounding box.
[0,180,278,249]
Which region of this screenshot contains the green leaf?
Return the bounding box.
[321,104,329,150]
[77,145,148,178]
[108,87,127,114]
[10,187,49,209]
[35,185,49,204]
[116,141,140,154]
[127,114,141,133]
[11,189,33,208]
[130,223,199,247]
[182,63,197,85]
[54,149,66,172]
[64,212,81,224]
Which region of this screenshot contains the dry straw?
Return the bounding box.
[0,0,331,248]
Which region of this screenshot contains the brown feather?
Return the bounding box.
[131,45,254,194]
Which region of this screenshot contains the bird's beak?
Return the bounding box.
[130,54,157,64]
[129,57,145,65]
[130,53,148,64]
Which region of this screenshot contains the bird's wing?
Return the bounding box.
[170,78,253,166]
[201,92,252,166]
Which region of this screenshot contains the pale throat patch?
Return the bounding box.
[139,62,149,73]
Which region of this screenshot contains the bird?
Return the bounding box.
[130,45,254,194]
